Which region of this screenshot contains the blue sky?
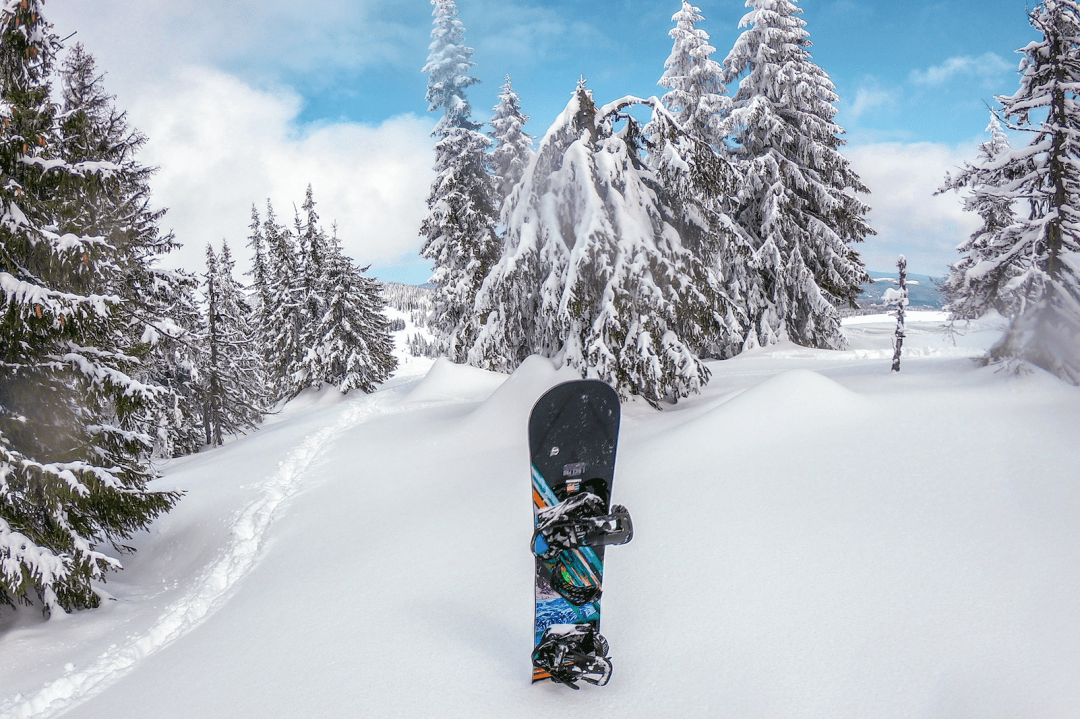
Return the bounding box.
[50,0,1042,282]
[287,0,1038,146]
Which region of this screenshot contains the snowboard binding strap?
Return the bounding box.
[532,491,634,560]
[532,624,612,689]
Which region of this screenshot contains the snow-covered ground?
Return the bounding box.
[3,311,1079,719]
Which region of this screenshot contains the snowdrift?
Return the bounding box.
[2,313,1079,719]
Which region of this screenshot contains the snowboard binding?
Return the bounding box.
[532,624,612,689]
[531,491,634,561]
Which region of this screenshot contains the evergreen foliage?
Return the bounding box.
[57,43,203,459]
[723,0,872,350]
[198,242,263,446]
[937,116,1023,320]
[488,76,534,204]
[0,3,178,617]
[295,227,398,393]
[420,0,498,363]
[948,0,1080,383]
[261,199,303,399]
[253,189,398,398]
[471,84,738,405]
[659,1,730,147]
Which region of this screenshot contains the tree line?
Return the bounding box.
[0,3,396,618]
[421,0,1080,400]
[420,0,874,406]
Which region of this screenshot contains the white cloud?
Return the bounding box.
[127,67,434,274]
[847,86,895,120]
[909,52,1015,87]
[847,142,982,275]
[49,0,422,89]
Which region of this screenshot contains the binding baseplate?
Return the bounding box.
[531,491,634,561]
[532,624,612,689]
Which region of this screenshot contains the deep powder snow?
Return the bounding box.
[2,312,1079,719]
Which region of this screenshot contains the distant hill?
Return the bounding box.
[858,271,945,309]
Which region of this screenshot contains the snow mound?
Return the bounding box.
[264,384,351,425]
[712,369,867,427]
[405,357,507,404]
[467,355,579,430]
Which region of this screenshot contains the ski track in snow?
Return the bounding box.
[0,388,410,719]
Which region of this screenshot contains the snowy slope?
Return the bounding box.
[3,312,1080,719]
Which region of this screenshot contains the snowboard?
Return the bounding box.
[528,379,623,685]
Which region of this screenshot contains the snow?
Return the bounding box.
[3,313,1080,718]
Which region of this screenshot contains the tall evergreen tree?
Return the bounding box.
[658,1,730,147]
[953,0,1080,382]
[149,275,204,458]
[1,3,178,616]
[198,242,263,446]
[644,102,750,359]
[488,76,534,204]
[471,84,736,405]
[262,200,303,400]
[246,203,272,331]
[723,0,872,350]
[420,0,498,362]
[937,116,1024,320]
[295,226,398,394]
[294,184,331,394]
[57,43,203,459]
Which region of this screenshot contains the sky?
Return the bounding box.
[46,0,1042,282]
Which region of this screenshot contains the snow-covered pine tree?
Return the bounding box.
[937,116,1024,321]
[723,0,872,350]
[0,3,179,616]
[882,256,909,372]
[295,225,398,393]
[471,83,734,405]
[658,0,730,147]
[643,96,749,359]
[149,276,204,458]
[488,76,534,203]
[420,0,498,362]
[245,203,272,332]
[199,242,263,446]
[949,0,1080,383]
[294,185,331,393]
[262,199,303,400]
[57,43,204,459]
[653,4,751,358]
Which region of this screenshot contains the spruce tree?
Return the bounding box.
[262,200,303,400]
[471,83,735,405]
[1,3,179,616]
[723,0,872,350]
[654,5,751,358]
[294,185,330,393]
[246,203,272,332]
[961,0,1080,382]
[937,116,1024,320]
[149,276,204,458]
[420,0,498,363]
[57,43,203,459]
[488,76,534,204]
[297,226,398,393]
[658,1,730,147]
[198,242,263,446]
